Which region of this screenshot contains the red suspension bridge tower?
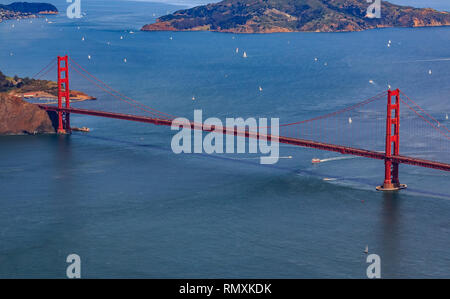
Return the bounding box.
[377,89,407,191]
[57,55,71,134]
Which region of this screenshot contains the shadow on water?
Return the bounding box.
[379,191,403,278]
[53,134,75,204]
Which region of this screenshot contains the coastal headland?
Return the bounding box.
[0,70,95,135]
[141,0,450,33]
[0,2,58,23]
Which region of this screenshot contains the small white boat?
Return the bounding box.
[446,114,448,120]
[364,245,369,254]
[243,51,247,58]
[81,36,85,41]
[312,158,321,164]
[259,86,263,92]
[323,178,337,181]
[123,58,127,63]
[348,117,353,124]
[428,69,432,75]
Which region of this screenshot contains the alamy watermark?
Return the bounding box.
[67,0,82,19]
[171,110,280,165]
[66,253,81,278]
[366,253,381,278]
[366,0,381,19]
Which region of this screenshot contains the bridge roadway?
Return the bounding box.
[40,105,450,172]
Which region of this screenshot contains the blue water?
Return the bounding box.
[0,0,449,278]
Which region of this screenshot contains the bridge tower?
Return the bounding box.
[57,55,71,134]
[377,89,407,191]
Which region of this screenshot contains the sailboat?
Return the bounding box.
[364,245,369,254]
[243,51,247,58]
[236,48,239,53]
[348,117,353,124]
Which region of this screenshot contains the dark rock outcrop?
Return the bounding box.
[0,94,56,135]
[141,0,450,33]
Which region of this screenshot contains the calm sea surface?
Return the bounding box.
[0,0,449,278]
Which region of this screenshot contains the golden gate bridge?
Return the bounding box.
[33,55,450,191]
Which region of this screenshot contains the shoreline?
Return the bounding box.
[141,23,450,34]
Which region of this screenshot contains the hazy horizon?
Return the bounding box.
[133,0,450,11]
[1,0,448,11]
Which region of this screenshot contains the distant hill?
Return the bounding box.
[141,0,450,33]
[0,2,58,14]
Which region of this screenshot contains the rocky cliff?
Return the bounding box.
[141,0,450,33]
[0,94,56,135]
